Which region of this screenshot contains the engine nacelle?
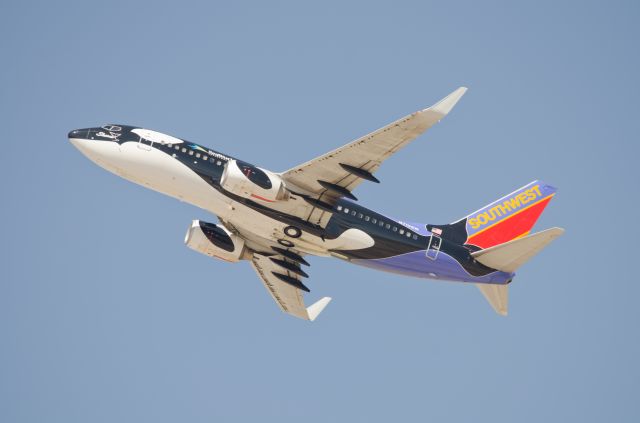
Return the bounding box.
[184,220,247,262]
[220,159,289,202]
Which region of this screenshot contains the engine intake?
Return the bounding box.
[220,160,289,202]
[184,220,247,262]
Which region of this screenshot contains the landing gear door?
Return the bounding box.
[426,235,442,260]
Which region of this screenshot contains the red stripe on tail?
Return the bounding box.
[466,196,553,249]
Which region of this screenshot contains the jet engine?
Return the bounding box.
[184,220,248,262]
[220,160,289,202]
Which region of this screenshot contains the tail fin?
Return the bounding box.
[461,180,557,249]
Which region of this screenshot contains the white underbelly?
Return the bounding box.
[226,201,373,256]
[111,143,327,253]
[107,142,369,257]
[115,142,230,215]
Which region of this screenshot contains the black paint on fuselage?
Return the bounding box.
[83,125,495,277]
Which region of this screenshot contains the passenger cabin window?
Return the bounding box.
[175,145,180,150]
[181,148,187,153]
[364,216,370,222]
[413,234,418,240]
[372,218,377,224]
[344,208,349,214]
[350,210,356,216]
[399,229,405,235]
[203,156,208,161]
[358,213,363,219]
[379,221,384,227]
[196,153,201,158]
[385,223,390,229]
[189,150,194,156]
[337,205,342,211]
[217,161,222,166]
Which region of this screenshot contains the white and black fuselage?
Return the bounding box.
[68,124,512,286]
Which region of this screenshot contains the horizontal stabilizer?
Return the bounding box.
[476,284,509,316]
[471,227,564,273]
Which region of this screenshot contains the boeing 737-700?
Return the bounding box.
[68,87,563,321]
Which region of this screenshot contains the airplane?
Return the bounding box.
[68,87,563,321]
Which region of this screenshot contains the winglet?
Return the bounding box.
[429,86,468,116]
[307,297,332,321]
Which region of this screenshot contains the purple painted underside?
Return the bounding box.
[352,250,514,285]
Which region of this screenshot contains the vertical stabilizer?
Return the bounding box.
[460,181,557,249]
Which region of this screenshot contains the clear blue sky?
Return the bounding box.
[1,1,639,422]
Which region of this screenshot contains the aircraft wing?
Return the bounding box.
[250,252,331,321]
[281,87,467,202]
